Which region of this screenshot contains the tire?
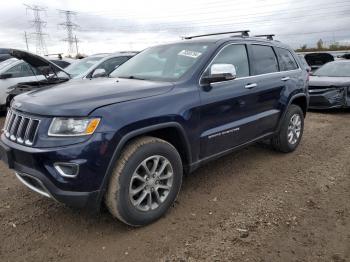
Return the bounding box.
[105,136,183,226]
[271,104,304,153]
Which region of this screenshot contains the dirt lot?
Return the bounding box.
[0,111,349,262]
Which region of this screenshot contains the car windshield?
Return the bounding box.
[110,42,212,81]
[313,62,350,77]
[64,56,106,78]
[0,58,17,71]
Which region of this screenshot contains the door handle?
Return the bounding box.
[245,83,257,89]
[281,77,290,81]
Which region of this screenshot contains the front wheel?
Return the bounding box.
[271,104,304,153]
[105,136,183,226]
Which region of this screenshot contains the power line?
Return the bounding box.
[24,4,48,55]
[58,9,79,55]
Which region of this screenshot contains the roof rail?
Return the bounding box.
[254,34,275,40]
[183,30,250,40]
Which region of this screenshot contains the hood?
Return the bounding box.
[0,48,70,78]
[12,77,174,116]
[309,76,350,87]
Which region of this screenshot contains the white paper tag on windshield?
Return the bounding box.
[178,50,202,58]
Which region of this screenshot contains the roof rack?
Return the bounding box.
[254,34,275,40]
[183,30,250,40]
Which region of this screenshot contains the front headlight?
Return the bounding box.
[48,117,101,137]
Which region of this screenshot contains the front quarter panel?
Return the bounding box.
[90,83,201,164]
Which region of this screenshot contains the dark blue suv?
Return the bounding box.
[0,31,309,226]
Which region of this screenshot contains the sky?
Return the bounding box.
[1,0,350,55]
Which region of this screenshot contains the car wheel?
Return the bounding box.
[271,104,304,153]
[105,136,183,226]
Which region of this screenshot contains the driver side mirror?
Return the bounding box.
[92,68,107,78]
[202,64,237,85]
[0,73,13,79]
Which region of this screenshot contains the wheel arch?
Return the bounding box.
[277,94,308,132]
[97,122,192,209]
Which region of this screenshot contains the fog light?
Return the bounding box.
[54,163,79,178]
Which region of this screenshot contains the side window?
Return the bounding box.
[96,57,130,74]
[208,44,249,78]
[275,48,298,71]
[250,45,279,75]
[5,62,36,78]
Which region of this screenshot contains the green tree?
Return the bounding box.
[300,44,307,51]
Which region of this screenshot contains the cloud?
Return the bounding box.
[0,0,349,54]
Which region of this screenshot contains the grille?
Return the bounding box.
[2,110,40,146]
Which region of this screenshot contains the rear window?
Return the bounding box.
[250,45,278,75]
[304,53,334,67]
[275,48,298,71]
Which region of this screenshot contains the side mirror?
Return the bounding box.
[0,73,13,79]
[202,64,237,84]
[92,68,107,78]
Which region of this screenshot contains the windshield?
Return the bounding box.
[110,42,212,81]
[0,58,17,71]
[313,62,350,77]
[65,56,106,78]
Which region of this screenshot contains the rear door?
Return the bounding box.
[274,47,302,96]
[245,44,285,132]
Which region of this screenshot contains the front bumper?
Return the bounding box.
[308,87,350,109]
[0,132,116,211]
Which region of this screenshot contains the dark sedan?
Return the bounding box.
[308,60,350,109]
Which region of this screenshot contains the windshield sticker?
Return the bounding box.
[178,50,202,58]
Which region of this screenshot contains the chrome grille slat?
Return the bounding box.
[3,110,11,131]
[3,109,40,146]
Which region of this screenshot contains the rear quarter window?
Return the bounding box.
[250,45,279,75]
[275,48,298,71]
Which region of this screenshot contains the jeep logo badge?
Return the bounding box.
[14,102,22,108]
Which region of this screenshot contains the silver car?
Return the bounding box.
[65,52,137,79]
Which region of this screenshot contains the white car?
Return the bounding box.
[0,59,45,110]
[0,48,70,111]
[65,52,137,79]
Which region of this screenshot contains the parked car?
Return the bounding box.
[303,52,334,71]
[50,59,73,69]
[308,60,350,109]
[0,31,308,226]
[64,52,137,79]
[0,48,70,111]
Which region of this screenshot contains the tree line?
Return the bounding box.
[295,39,350,52]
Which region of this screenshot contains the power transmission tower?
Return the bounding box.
[58,10,79,55]
[24,4,48,55]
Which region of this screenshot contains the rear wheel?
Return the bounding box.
[271,104,304,153]
[105,136,183,226]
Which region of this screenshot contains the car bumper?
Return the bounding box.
[308,87,350,109]
[0,132,116,211]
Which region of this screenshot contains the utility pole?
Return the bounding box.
[24,4,48,55]
[24,31,29,51]
[75,35,79,56]
[58,10,79,56]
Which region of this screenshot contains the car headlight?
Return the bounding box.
[48,117,100,137]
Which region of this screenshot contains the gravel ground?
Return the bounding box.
[0,110,349,262]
